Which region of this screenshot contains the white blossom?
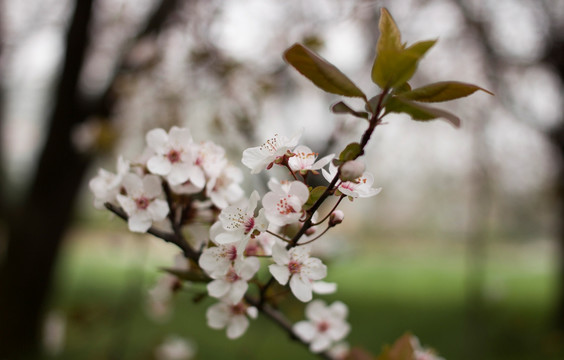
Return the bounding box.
[117,173,169,233]
[207,257,260,304]
[288,145,334,173]
[147,254,189,321]
[206,300,258,339]
[146,127,205,187]
[154,335,196,360]
[411,336,445,360]
[196,141,228,180]
[262,179,309,226]
[327,342,350,360]
[322,163,381,198]
[199,223,245,276]
[293,300,351,353]
[213,191,268,245]
[244,232,276,257]
[89,156,130,209]
[242,130,302,174]
[206,164,245,209]
[268,244,327,302]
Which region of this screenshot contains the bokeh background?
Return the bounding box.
[1,0,563,359]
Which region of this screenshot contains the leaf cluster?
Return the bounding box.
[283,8,492,128]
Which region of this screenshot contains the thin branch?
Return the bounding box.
[296,226,330,246]
[104,202,197,259]
[311,195,345,226]
[266,229,291,243]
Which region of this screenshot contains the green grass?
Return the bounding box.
[47,228,564,360]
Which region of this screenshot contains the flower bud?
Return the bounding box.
[305,226,317,236]
[329,210,344,227]
[339,160,365,181]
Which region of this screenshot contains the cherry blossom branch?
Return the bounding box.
[258,91,389,301]
[289,91,387,248]
[104,202,197,259]
[266,229,291,243]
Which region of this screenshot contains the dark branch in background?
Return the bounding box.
[452,0,564,339]
[87,0,183,118]
[0,1,185,358]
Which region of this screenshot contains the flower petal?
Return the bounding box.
[146,128,169,154]
[226,280,248,304]
[207,280,231,299]
[293,321,317,342]
[206,303,229,329]
[147,199,169,221]
[310,335,332,353]
[269,264,290,285]
[147,156,172,176]
[128,215,152,233]
[271,244,290,265]
[226,315,249,339]
[290,274,313,302]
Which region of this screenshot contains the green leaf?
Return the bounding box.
[398,81,494,102]
[385,96,461,128]
[375,333,416,360]
[284,43,366,99]
[304,186,327,209]
[339,142,363,162]
[371,40,436,90]
[331,101,369,119]
[377,8,402,55]
[393,82,412,94]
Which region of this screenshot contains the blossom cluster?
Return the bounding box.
[89,126,245,233]
[90,126,382,356]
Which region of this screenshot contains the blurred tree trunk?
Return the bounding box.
[0,0,95,357]
[545,36,564,333]
[0,0,182,357]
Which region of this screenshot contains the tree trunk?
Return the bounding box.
[0,0,95,357]
[0,0,184,357]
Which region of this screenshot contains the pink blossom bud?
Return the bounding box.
[329,210,344,227]
[305,226,317,236]
[339,160,365,181]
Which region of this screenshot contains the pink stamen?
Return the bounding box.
[288,260,301,274]
[317,321,330,333]
[167,149,181,163]
[227,246,238,261]
[230,303,246,315]
[135,196,150,210]
[226,268,240,283]
[244,217,255,234]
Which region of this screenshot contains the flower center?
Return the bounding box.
[340,181,356,191]
[288,260,301,274]
[167,149,181,163]
[230,303,246,315]
[135,196,150,210]
[317,321,330,333]
[245,243,260,256]
[226,246,238,261]
[276,196,296,215]
[243,217,255,234]
[226,268,240,283]
[259,135,280,153]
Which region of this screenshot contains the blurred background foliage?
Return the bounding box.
[0,0,563,359]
